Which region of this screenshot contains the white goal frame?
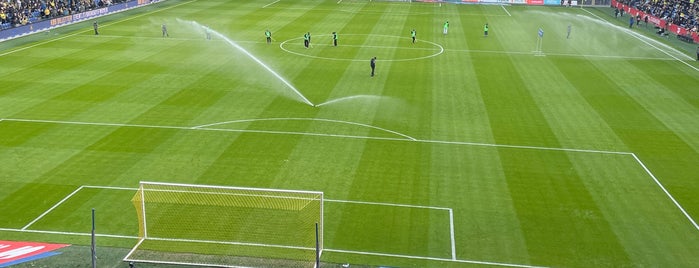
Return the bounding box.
[124,181,324,267]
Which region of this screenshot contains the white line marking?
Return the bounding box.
[324,248,548,268]
[449,208,456,260]
[325,198,450,211]
[2,118,631,155]
[279,34,444,62]
[581,8,698,71]
[0,227,138,239]
[22,186,84,230]
[123,238,146,263]
[631,153,699,231]
[337,0,343,3]
[193,118,417,141]
[262,0,280,8]
[83,185,137,191]
[0,0,196,58]
[447,48,675,60]
[501,5,512,17]
[418,139,631,155]
[0,226,544,268]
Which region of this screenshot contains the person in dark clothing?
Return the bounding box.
[629,16,634,28]
[370,57,376,77]
[93,21,98,35]
[696,46,699,61]
[644,15,648,27]
[332,32,338,46]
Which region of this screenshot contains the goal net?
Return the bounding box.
[124,181,323,268]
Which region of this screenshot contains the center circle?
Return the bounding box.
[279,34,443,62]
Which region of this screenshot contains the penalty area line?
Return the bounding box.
[324,248,548,268]
[632,153,699,232]
[22,186,84,230]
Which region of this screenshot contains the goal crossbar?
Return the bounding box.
[125,181,324,267]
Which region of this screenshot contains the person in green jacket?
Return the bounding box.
[484,23,489,37]
[411,29,416,43]
[265,29,271,44]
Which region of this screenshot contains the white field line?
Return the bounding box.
[192,118,417,141]
[123,258,250,268]
[449,208,456,260]
[447,48,675,61]
[0,227,137,239]
[0,227,544,268]
[21,186,84,230]
[262,0,281,8]
[123,238,146,262]
[325,198,449,211]
[1,118,631,155]
[0,0,196,58]
[581,8,699,71]
[631,153,699,231]
[337,0,343,3]
[324,248,548,268]
[419,139,631,155]
[501,5,512,17]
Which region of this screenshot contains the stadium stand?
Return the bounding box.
[0,0,126,30]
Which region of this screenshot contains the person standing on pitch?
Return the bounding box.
[696,46,699,61]
[370,56,376,77]
[411,29,416,43]
[443,21,449,35]
[303,32,309,48]
[332,32,338,46]
[567,24,571,39]
[265,29,272,44]
[484,23,489,37]
[93,21,99,35]
[162,24,168,37]
[629,16,634,28]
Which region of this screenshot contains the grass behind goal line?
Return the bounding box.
[1,0,699,267]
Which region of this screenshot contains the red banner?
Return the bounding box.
[611,0,698,42]
[0,241,70,265]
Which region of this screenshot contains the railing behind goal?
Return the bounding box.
[124,181,323,268]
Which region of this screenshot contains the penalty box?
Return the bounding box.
[15,185,455,260]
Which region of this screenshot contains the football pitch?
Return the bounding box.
[2,0,699,267]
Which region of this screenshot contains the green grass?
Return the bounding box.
[2,0,699,267]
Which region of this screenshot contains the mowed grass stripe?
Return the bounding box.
[471,30,632,265]
[509,55,627,151]
[554,57,699,216]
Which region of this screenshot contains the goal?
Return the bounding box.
[124,181,323,267]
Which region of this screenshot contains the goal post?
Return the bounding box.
[124,181,324,267]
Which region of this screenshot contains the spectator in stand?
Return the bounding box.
[0,0,130,32]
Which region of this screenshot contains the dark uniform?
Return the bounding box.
[370,57,376,77]
[93,21,98,35]
[265,30,271,44]
[303,32,309,48]
[332,32,338,46]
[411,29,416,43]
